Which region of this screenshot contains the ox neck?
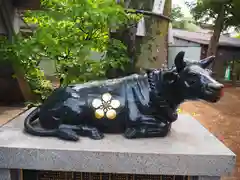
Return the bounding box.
[148,70,184,111]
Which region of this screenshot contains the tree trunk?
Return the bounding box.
[207,4,225,57]
[134,0,171,71]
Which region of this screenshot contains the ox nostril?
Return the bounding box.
[208,83,224,90]
[217,84,224,89]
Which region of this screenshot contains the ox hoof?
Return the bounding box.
[90,129,104,140]
[168,111,178,122]
[57,128,79,141]
[124,128,138,139]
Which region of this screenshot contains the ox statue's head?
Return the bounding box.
[168,51,224,103]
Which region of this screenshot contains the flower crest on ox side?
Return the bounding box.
[91,93,121,120]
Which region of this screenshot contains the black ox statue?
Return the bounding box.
[24,51,224,141]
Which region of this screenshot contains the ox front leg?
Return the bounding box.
[57,124,104,141]
[78,125,104,140]
[124,118,171,139]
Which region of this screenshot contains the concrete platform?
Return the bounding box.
[0,108,236,179]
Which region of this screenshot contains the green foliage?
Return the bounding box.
[171,6,184,21]
[57,39,130,86]
[235,34,240,38]
[187,0,240,31]
[24,0,139,85]
[0,0,140,103]
[0,35,53,101]
[171,5,198,31]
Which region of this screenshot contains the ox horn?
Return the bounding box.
[200,56,215,69]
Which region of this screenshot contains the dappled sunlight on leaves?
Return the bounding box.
[0,0,142,104]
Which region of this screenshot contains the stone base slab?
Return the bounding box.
[0,108,236,177]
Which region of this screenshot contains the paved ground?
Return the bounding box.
[0,87,240,179]
[180,87,240,180]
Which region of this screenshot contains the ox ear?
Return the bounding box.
[200,56,215,69]
[174,51,186,73]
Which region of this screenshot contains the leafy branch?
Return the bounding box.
[0,0,141,104]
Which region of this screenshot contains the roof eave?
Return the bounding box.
[173,35,240,48]
[173,35,209,45]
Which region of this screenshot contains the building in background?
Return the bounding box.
[0,0,40,37]
[168,28,240,81]
[0,0,40,105]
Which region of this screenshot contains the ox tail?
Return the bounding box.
[24,107,58,137]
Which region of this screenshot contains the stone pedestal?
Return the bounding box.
[0,108,236,180]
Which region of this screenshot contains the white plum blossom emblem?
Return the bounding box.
[91,93,120,120]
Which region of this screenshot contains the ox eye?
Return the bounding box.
[187,74,198,85]
[190,73,198,77]
[187,79,196,85]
